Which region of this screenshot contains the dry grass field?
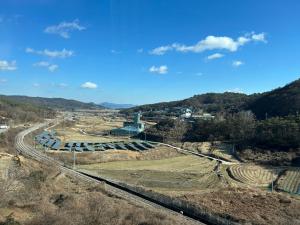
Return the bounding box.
[46,145,182,165]
[180,187,300,225]
[175,141,239,163]
[77,155,233,193]
[54,114,130,143]
[28,114,300,224]
[0,152,197,225]
[277,168,300,194]
[228,164,279,187]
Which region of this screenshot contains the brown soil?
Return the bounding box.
[181,187,300,225]
[0,152,197,225]
[237,148,300,166]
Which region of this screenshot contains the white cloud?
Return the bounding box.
[232,60,244,67]
[81,81,98,89]
[251,33,266,42]
[26,47,74,58]
[226,88,244,93]
[33,61,58,72]
[149,32,266,55]
[149,45,172,55]
[0,78,7,83]
[149,65,168,74]
[0,60,17,71]
[195,72,203,76]
[44,19,86,39]
[33,83,40,87]
[206,53,224,60]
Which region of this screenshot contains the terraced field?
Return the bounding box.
[228,164,278,187]
[77,155,229,192]
[277,168,300,194]
[179,142,239,162]
[79,155,215,172]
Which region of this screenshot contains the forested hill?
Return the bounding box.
[0,95,55,123]
[122,92,254,115]
[246,79,300,119]
[121,78,300,119]
[0,95,103,111]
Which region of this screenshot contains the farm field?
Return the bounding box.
[55,114,130,143]
[77,155,234,192]
[277,168,300,194]
[228,164,279,187]
[47,145,182,165]
[176,141,239,163]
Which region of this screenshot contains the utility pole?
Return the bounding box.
[73,148,76,169]
[271,176,274,192]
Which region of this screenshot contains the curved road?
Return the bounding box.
[15,120,206,225]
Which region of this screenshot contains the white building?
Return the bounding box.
[180,109,192,119]
[0,125,9,129]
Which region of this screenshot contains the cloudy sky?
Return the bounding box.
[0,0,300,104]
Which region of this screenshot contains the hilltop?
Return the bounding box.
[247,79,300,119]
[0,95,55,123]
[122,78,300,119]
[0,95,103,111]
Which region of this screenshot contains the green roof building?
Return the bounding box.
[111,112,145,136]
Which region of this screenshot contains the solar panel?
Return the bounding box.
[115,143,128,150]
[94,144,105,151]
[40,139,48,145]
[65,142,74,147]
[106,143,116,149]
[141,142,156,148]
[52,140,61,150]
[75,146,83,152]
[46,139,55,147]
[125,143,140,151]
[85,145,95,151]
[132,142,148,150]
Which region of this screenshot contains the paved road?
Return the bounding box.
[15,120,206,225]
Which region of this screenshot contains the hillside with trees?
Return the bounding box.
[0,96,55,124]
[143,112,300,166]
[246,79,300,119]
[1,95,103,111]
[123,92,252,115]
[122,78,300,119]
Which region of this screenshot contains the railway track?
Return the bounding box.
[14,120,208,225]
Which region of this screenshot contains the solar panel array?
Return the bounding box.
[35,131,61,150]
[61,141,157,152]
[35,130,157,152]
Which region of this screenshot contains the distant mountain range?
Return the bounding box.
[121,78,300,119]
[99,102,136,109]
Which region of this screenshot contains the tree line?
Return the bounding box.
[144,111,300,152]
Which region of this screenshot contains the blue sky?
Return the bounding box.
[0,0,300,105]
